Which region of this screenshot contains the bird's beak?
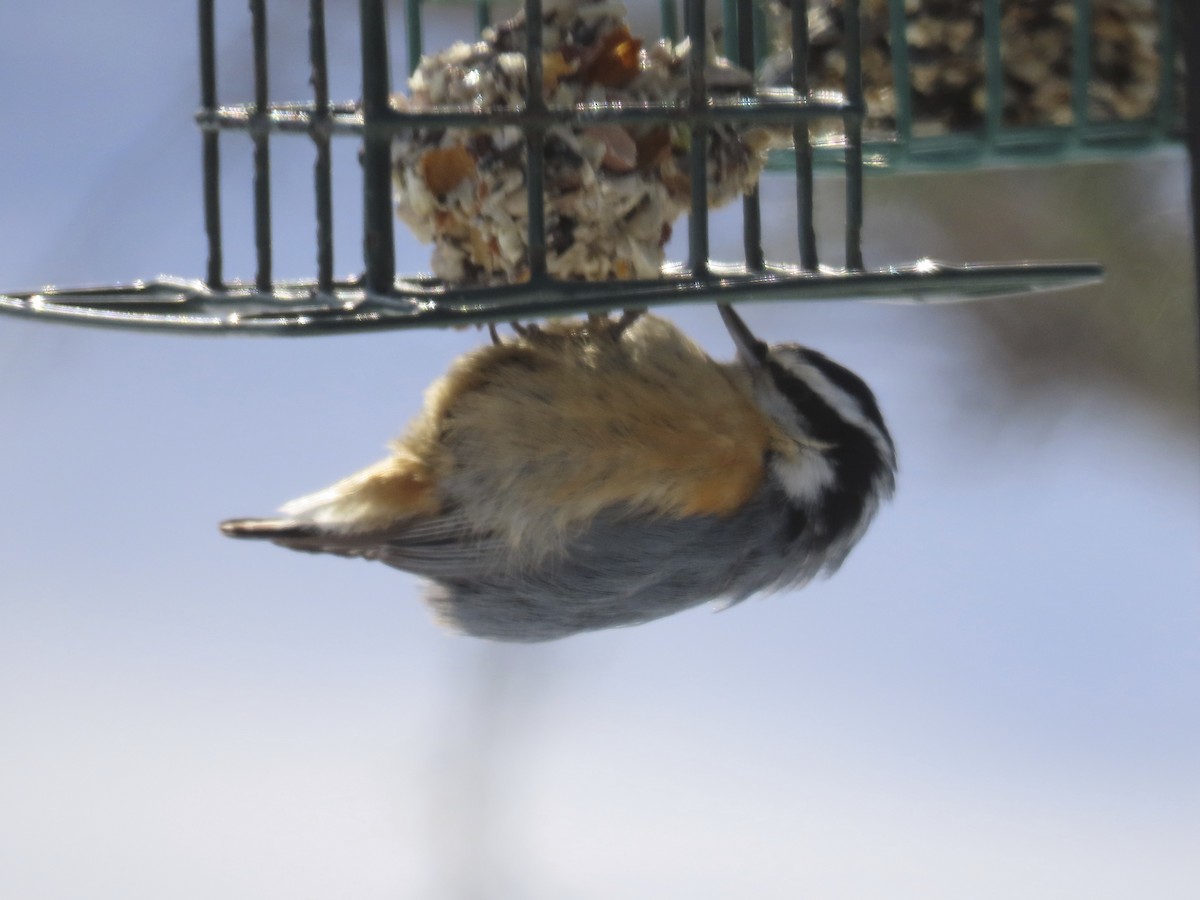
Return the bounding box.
[719,304,767,368]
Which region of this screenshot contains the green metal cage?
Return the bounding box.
[0,0,1141,336]
[772,0,1182,171]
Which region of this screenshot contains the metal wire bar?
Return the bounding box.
[405,0,423,74]
[685,0,709,276]
[885,0,912,163]
[250,0,273,291]
[1156,0,1178,134]
[198,0,223,288]
[735,0,764,271]
[981,0,1002,145]
[203,79,875,215]
[842,0,864,272]
[525,0,548,281]
[198,95,854,134]
[1182,1,1200,318]
[0,262,1105,337]
[752,1,767,70]
[309,0,335,293]
[722,0,735,59]
[660,0,678,44]
[1071,0,1092,135]
[360,0,396,296]
[792,0,817,270]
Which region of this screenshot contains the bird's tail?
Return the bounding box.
[220,518,353,555]
[220,517,313,541]
[219,516,400,559]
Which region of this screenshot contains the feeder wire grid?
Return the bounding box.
[0,0,1109,336]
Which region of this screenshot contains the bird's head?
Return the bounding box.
[719,305,897,551]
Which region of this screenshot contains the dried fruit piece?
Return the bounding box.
[421,146,477,197]
[582,25,642,88]
[542,51,576,92]
[584,125,638,173]
[635,127,673,170]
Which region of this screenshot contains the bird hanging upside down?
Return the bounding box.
[221,306,896,641]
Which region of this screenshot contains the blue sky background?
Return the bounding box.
[2,3,1198,898]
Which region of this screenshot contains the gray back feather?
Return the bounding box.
[399,483,837,641]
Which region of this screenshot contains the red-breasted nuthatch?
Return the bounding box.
[221,307,896,641]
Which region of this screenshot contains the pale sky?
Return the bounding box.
[1,3,1198,899]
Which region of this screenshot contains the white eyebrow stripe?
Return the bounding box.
[774,355,895,468]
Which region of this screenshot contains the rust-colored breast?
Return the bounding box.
[414,316,777,531]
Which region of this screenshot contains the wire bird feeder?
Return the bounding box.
[5,0,1180,336]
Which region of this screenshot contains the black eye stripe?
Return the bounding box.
[765,354,894,540]
[789,349,893,455]
[765,359,850,445]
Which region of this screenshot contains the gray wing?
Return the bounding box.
[420,488,824,641]
[223,484,822,641]
[221,507,504,579]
